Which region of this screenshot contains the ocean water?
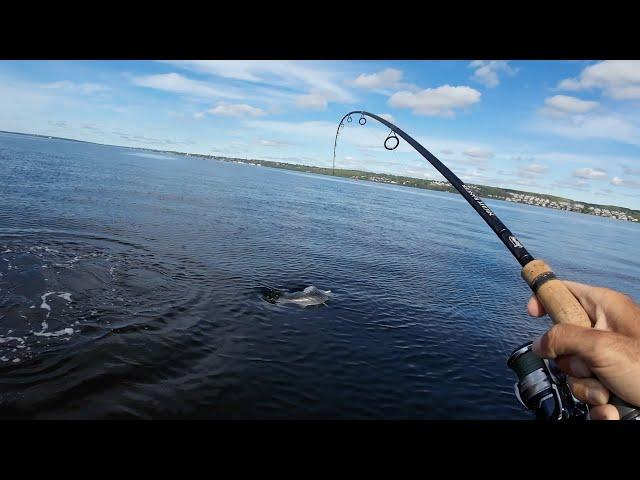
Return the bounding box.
[1,131,639,419]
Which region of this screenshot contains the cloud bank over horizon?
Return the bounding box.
[1,60,639,209]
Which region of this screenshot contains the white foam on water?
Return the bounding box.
[40,292,55,320]
[1,357,8,362]
[34,328,74,337]
[40,292,54,309]
[12,358,20,363]
[0,336,26,345]
[57,292,72,302]
[34,291,75,335]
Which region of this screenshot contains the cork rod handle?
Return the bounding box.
[521,259,591,328]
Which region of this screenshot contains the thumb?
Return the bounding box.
[532,323,610,360]
[533,324,640,407]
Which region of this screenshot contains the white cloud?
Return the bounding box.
[388,85,481,117]
[42,81,111,95]
[558,60,640,99]
[512,178,540,187]
[543,95,599,115]
[611,176,640,188]
[533,112,640,146]
[353,68,403,90]
[208,102,266,118]
[460,168,488,183]
[378,113,395,122]
[245,120,337,141]
[497,163,549,186]
[254,138,293,147]
[469,61,517,88]
[132,73,244,100]
[295,93,328,110]
[552,177,592,192]
[463,147,492,159]
[193,112,205,119]
[246,119,399,153]
[0,75,111,137]
[573,167,607,179]
[160,60,354,103]
[521,163,548,174]
[535,90,640,146]
[510,155,534,163]
[621,164,640,176]
[449,157,489,169]
[530,152,640,174]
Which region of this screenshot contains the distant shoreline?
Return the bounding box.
[2,129,639,222]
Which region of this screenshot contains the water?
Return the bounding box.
[1,131,639,419]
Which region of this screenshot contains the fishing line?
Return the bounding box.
[335,113,511,356]
[332,110,640,420]
[332,111,523,359]
[333,111,534,267]
[332,111,571,359]
[334,118,401,176]
[463,260,511,357]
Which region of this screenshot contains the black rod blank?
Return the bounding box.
[333,110,534,267]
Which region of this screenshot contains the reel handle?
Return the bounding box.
[522,259,640,420]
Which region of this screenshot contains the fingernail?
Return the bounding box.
[569,357,591,377]
[532,336,542,355]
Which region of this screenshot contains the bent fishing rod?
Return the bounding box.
[333,110,640,420]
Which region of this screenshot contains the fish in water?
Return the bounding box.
[264,286,331,307]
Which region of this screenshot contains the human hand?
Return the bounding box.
[527,280,640,420]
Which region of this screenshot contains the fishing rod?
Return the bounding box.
[333,110,640,420]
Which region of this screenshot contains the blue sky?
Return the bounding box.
[1,60,640,209]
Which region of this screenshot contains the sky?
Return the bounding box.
[1,60,640,209]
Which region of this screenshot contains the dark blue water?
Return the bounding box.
[1,131,639,419]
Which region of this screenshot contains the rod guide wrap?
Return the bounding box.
[521,259,591,328]
[528,271,558,293]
